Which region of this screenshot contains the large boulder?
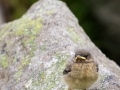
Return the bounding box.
[0,0,120,90]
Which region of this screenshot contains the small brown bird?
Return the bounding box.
[63,50,98,90]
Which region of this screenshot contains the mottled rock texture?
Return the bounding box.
[0,0,120,90]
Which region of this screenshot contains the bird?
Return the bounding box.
[63,50,99,90]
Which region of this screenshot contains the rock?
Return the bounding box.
[0,0,120,90]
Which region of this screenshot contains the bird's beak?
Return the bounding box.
[75,55,86,61]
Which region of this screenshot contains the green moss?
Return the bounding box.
[44,80,55,89]
[15,70,22,81]
[67,27,81,43]
[18,65,23,70]
[39,41,47,51]
[18,56,31,71]
[47,10,54,15]
[100,75,107,82]
[16,70,22,75]
[54,52,68,73]
[0,10,44,88]
[15,56,31,81]
[0,22,12,41]
[15,29,24,35]
[12,57,17,62]
[1,59,9,68]
[0,54,9,68]
[29,48,35,57]
[22,57,31,66]
[55,52,69,63]
[29,52,69,89]
[13,17,42,49]
[33,18,42,35]
[40,44,46,51]
[24,35,36,46]
[99,75,108,89]
[14,17,42,36]
[31,71,46,88]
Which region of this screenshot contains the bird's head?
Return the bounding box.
[74,50,92,63]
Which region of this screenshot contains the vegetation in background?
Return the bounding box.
[0,0,38,21]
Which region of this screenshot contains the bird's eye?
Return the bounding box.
[76,58,79,62]
[74,50,92,61]
[83,55,88,59]
[82,54,91,60]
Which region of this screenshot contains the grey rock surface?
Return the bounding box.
[0,0,120,90]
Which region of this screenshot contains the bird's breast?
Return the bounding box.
[69,62,98,79]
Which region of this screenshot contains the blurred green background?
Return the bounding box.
[0,0,120,66]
